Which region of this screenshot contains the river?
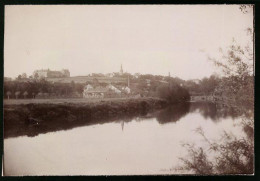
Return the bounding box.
[4,102,247,176]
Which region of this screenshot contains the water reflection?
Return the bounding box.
[189,102,239,121]
[155,103,190,124]
[4,102,241,138]
[4,102,246,176]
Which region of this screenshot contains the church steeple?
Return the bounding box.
[120,64,123,75]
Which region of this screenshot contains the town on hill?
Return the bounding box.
[4,64,226,103]
[4,64,196,101]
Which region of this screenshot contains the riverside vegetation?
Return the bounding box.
[174,22,254,175]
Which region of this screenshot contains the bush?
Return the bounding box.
[177,121,254,175]
[157,82,190,103]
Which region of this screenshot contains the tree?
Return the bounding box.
[6,91,11,99]
[17,75,22,81]
[93,78,100,87]
[15,91,20,99]
[137,79,147,91]
[23,91,28,99]
[177,6,254,175]
[198,75,220,95]
[70,81,75,88]
[21,73,27,79]
[34,73,39,79]
[177,125,253,174]
[209,29,253,109]
[157,82,190,103]
[239,4,254,14]
[44,93,49,98]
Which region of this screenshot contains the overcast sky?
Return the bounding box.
[4,5,253,80]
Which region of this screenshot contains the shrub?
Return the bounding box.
[157,82,190,103]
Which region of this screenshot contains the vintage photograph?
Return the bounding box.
[3,5,254,175]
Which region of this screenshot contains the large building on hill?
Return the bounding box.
[33,69,70,78]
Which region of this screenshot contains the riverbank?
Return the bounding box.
[4,97,151,105]
[4,97,168,138]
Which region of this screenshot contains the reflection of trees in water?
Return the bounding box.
[4,104,148,138]
[155,103,190,124]
[154,102,240,125]
[189,102,239,121]
[4,102,249,139]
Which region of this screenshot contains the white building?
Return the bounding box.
[83,84,122,98]
[122,86,131,94]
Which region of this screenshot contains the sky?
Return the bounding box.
[4,5,253,80]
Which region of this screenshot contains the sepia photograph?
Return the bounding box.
[3,4,254,176]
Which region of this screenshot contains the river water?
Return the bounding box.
[4,102,247,176]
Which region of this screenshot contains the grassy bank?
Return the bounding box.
[4,97,168,138]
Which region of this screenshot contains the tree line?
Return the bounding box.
[4,79,84,99]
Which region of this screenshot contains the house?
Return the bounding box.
[83,86,107,98]
[82,84,122,98]
[84,84,93,91]
[121,86,131,94]
[107,84,121,94]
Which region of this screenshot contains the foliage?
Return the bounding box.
[177,7,254,173]
[184,75,221,95]
[209,29,254,110]
[157,82,190,103]
[4,80,85,99]
[177,123,254,175]
[23,91,28,98]
[15,91,20,99]
[239,5,254,14]
[6,91,12,99]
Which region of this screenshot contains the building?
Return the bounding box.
[121,86,131,94]
[83,84,122,98]
[83,85,107,98]
[107,84,122,94]
[33,69,70,78]
[33,69,48,78]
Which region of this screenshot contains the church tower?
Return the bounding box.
[120,64,123,75]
